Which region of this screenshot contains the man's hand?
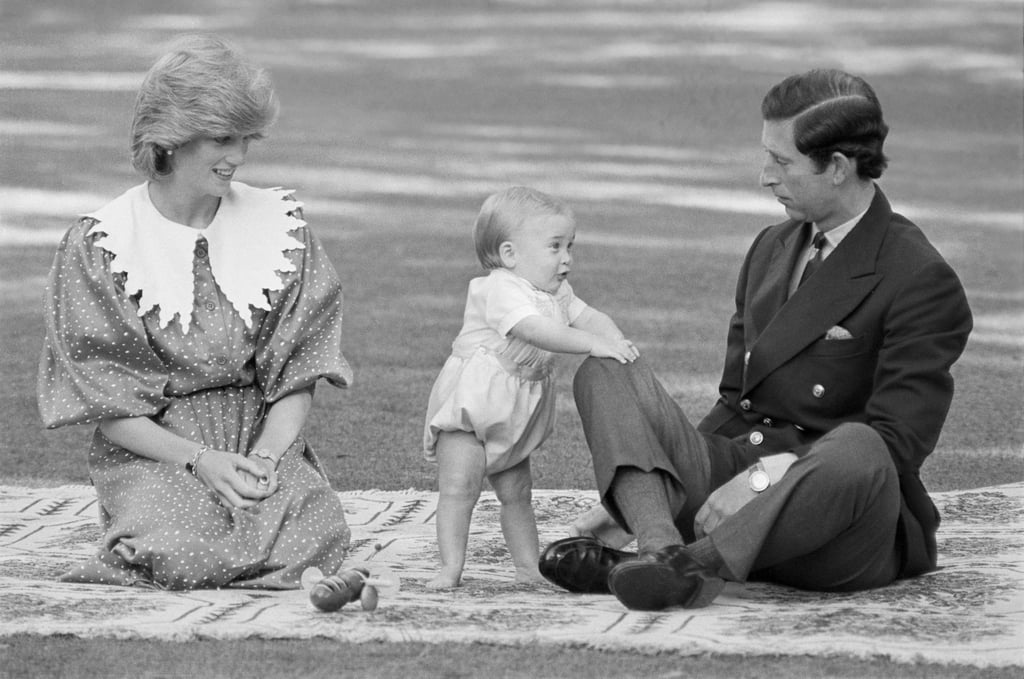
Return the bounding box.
[693,470,758,539]
[693,452,798,538]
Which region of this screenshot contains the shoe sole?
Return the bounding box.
[609,561,725,611]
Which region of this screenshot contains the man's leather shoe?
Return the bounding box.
[539,537,637,594]
[608,544,725,610]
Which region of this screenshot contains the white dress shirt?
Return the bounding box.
[788,208,869,297]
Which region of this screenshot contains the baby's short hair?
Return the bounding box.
[473,186,574,269]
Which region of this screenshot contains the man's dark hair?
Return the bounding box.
[762,69,889,179]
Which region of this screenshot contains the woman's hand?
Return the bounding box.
[193,449,277,509]
[238,452,281,495]
[96,416,289,509]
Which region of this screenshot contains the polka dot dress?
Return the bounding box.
[38,184,353,590]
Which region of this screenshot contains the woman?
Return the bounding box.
[38,34,352,590]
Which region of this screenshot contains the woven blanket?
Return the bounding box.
[1,484,1021,667]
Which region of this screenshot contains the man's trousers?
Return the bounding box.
[573,357,902,591]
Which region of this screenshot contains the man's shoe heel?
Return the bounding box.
[608,547,726,611]
[608,563,691,611]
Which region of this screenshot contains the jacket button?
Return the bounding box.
[812,384,825,398]
[739,399,751,411]
[749,431,764,445]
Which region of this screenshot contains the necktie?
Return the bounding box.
[799,231,827,287]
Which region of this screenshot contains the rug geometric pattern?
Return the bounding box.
[1,483,1021,667]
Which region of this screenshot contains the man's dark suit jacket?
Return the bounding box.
[697,187,972,577]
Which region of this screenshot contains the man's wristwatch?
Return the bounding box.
[747,459,771,493]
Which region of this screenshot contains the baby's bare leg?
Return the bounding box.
[428,431,485,589]
[490,457,544,584]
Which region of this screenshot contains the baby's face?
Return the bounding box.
[506,214,576,293]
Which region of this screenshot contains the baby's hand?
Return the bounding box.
[589,336,639,364]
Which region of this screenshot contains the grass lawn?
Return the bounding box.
[2,637,1018,679]
[1,0,1021,676]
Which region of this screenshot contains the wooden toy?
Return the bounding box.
[302,564,400,613]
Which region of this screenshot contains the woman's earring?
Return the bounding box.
[166,149,174,156]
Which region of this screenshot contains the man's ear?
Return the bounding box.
[498,241,516,268]
[830,152,854,185]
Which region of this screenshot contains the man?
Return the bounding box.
[538,69,973,610]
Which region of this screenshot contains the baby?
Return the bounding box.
[422,186,638,588]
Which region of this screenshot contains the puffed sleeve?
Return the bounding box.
[37,219,171,428]
[255,224,352,403]
[483,273,543,337]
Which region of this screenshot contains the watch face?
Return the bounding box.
[749,470,770,493]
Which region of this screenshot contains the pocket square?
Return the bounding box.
[824,325,854,340]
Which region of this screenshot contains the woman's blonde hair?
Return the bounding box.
[473,186,574,269]
[130,34,279,179]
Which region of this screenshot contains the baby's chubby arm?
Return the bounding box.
[510,311,638,363]
[570,307,627,341]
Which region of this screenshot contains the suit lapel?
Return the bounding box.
[745,223,805,344]
[742,188,891,396]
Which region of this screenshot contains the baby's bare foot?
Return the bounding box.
[425,571,461,589]
[514,567,547,586]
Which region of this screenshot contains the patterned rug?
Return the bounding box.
[1,483,1021,668]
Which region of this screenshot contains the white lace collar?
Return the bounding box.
[86,182,306,333]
